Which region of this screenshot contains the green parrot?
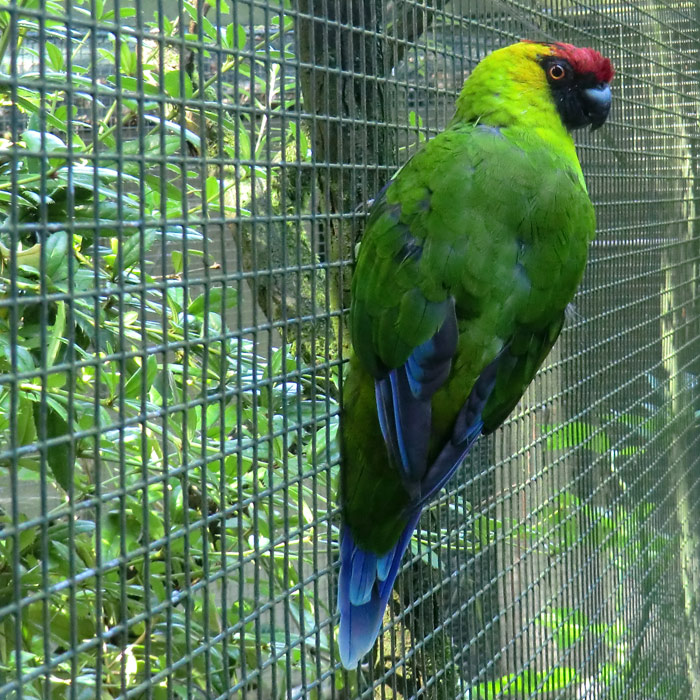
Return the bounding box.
[337,40,614,668]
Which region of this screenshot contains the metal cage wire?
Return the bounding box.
[0,0,698,699]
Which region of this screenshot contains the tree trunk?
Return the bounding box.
[296,0,394,335]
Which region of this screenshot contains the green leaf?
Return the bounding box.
[142,114,201,149]
[188,286,238,317]
[22,129,67,154]
[47,372,67,390]
[47,519,96,542]
[45,41,64,71]
[46,300,66,367]
[199,15,218,42]
[119,229,158,270]
[171,249,183,274]
[205,175,220,203]
[235,117,252,160]
[52,168,137,204]
[123,354,159,400]
[541,666,577,691]
[14,94,66,131]
[39,405,73,492]
[223,24,234,50]
[543,421,610,454]
[16,395,37,446]
[0,337,35,374]
[45,231,69,282]
[119,40,137,76]
[164,70,194,100]
[120,134,181,162]
[110,75,158,97]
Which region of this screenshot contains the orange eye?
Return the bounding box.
[549,64,566,80]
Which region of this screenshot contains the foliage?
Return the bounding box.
[470,666,578,698]
[460,377,693,700]
[0,0,339,697]
[543,370,699,467]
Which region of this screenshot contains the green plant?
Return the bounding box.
[470,666,578,698]
[0,1,338,697]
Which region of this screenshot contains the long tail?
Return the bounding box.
[337,511,422,669]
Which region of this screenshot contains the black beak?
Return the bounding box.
[582,84,612,130]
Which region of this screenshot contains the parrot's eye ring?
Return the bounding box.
[548,63,567,80]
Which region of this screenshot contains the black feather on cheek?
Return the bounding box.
[541,57,610,131]
[553,86,593,130]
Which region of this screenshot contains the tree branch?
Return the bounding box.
[385,0,448,68]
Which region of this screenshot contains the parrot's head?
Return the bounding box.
[531,41,614,130]
[455,41,614,134]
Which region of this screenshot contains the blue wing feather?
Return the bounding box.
[405,304,459,399]
[389,368,430,485]
[379,299,459,487]
[420,349,504,503]
[375,378,401,468]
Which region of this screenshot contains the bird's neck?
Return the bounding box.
[452,70,581,171]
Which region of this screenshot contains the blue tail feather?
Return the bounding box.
[376,549,394,582]
[337,512,421,669]
[337,312,509,667]
[349,549,375,606]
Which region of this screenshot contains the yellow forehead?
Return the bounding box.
[476,41,554,87]
[488,41,554,63]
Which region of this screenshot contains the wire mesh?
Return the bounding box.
[0,0,698,698]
